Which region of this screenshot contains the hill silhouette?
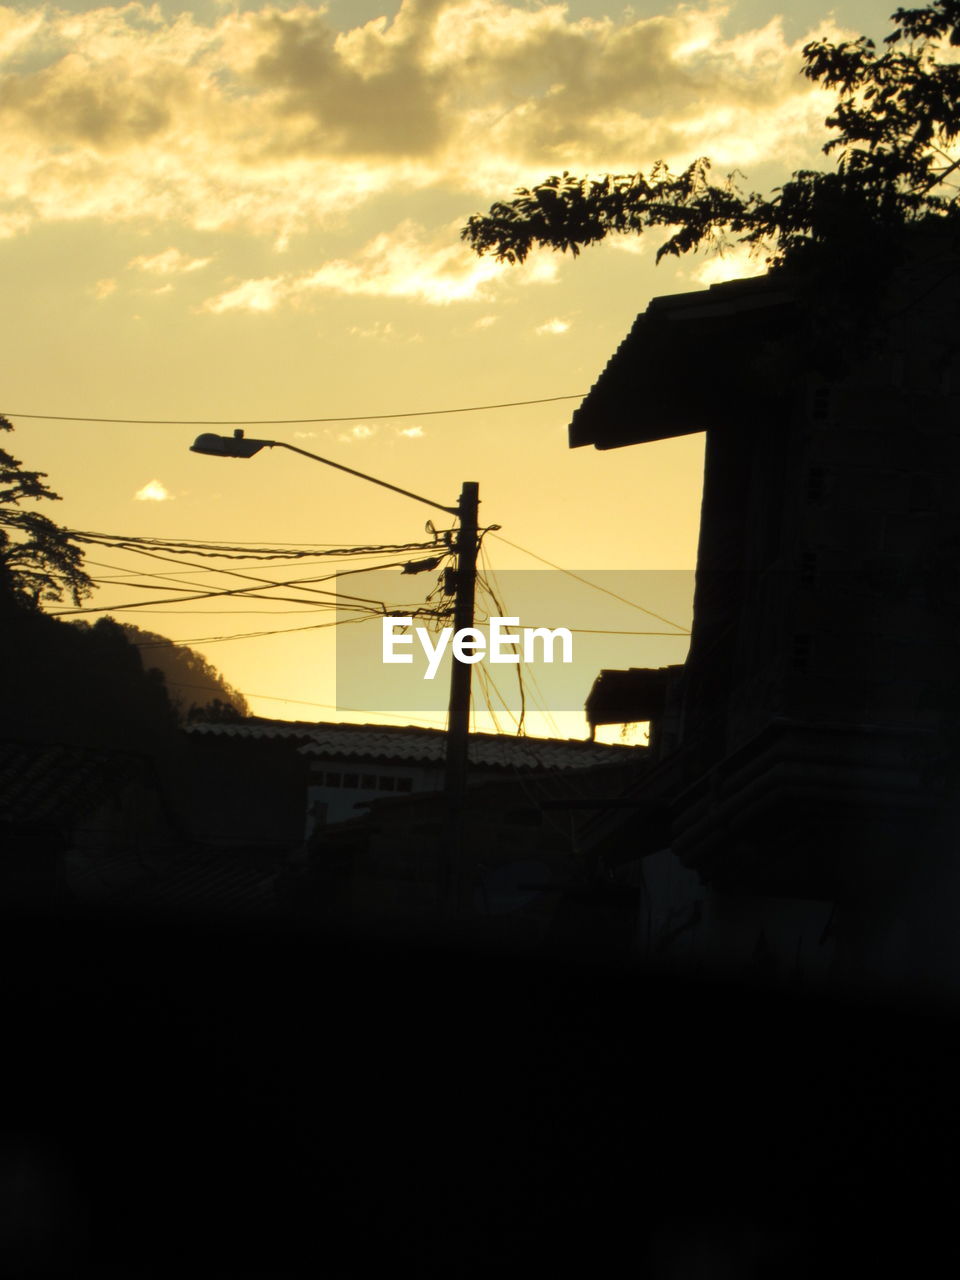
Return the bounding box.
[115,623,249,723]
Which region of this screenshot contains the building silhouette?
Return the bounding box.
[573,254,960,989]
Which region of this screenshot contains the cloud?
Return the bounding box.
[473,315,497,329]
[336,423,377,442]
[691,244,767,286]
[349,321,394,339]
[0,2,850,247]
[92,277,116,299]
[535,317,570,335]
[202,219,557,310]
[298,219,529,303]
[607,237,647,257]
[128,247,213,274]
[395,425,424,438]
[201,276,288,313]
[134,479,172,501]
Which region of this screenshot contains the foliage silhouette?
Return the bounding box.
[0,415,93,611]
[0,613,179,753]
[462,2,960,320]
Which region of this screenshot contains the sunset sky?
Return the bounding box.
[1,0,897,737]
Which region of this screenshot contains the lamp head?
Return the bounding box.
[190,429,270,459]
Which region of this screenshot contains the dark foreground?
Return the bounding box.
[2,907,957,1278]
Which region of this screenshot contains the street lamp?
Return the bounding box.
[190,429,480,912]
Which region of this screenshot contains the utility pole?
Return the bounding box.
[443,481,479,915]
[188,430,482,920]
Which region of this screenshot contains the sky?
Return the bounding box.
[0,0,901,739]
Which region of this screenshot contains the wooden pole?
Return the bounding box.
[443,482,479,915]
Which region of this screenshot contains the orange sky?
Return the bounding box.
[0,0,895,739]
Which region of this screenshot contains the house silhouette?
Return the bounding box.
[573,253,960,989]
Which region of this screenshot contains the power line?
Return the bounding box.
[129,607,446,649]
[98,540,447,607]
[71,530,448,561]
[57,556,448,616]
[95,608,335,616]
[489,532,691,633]
[85,550,427,580]
[6,393,584,427]
[131,614,375,648]
[164,680,447,727]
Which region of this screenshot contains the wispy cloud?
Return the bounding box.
[607,237,647,257]
[93,277,116,299]
[128,247,213,275]
[202,219,558,312]
[336,424,377,443]
[134,479,172,502]
[395,425,425,439]
[201,276,288,314]
[535,317,570,336]
[349,321,394,339]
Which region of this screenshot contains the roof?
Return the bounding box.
[0,741,147,828]
[569,273,797,451]
[65,848,279,919]
[184,718,319,743]
[301,723,636,771]
[586,666,682,728]
[187,717,637,771]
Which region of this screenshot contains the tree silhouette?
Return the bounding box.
[462,3,960,305]
[0,415,93,611]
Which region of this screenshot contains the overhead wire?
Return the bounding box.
[81,552,445,620]
[489,531,690,633]
[130,612,378,649]
[7,393,585,426]
[95,540,448,606]
[70,529,451,561]
[476,550,527,737]
[57,554,453,617]
[85,548,435,580]
[476,548,575,739]
[162,680,446,728]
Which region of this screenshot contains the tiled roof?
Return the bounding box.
[185,718,319,742]
[186,716,637,771]
[300,723,636,771]
[65,849,279,919]
[0,741,145,827]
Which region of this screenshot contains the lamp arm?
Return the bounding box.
[272,441,458,516]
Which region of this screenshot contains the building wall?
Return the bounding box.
[175,734,308,849]
[306,762,437,830]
